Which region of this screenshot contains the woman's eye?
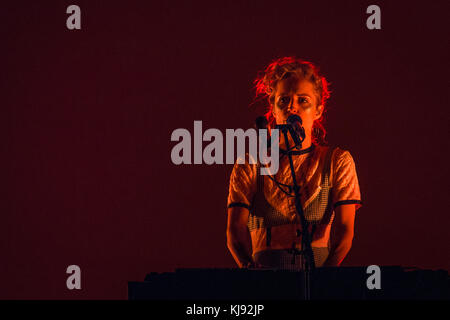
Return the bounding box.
[298,97,309,104]
[279,97,290,105]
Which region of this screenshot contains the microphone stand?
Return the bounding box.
[276,124,315,301]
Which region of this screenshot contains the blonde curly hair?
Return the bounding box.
[254,57,330,145]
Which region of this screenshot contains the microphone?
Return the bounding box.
[286,114,305,147]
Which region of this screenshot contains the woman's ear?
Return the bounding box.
[315,105,324,120]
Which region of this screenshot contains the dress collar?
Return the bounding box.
[280,143,315,155]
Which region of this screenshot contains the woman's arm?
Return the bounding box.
[226,207,254,268]
[322,204,355,267]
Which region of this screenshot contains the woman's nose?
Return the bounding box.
[287,98,293,110]
[287,99,296,113]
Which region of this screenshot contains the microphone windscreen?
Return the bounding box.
[286,114,305,141]
[286,114,302,126]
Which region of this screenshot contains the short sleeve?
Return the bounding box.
[332,150,363,211]
[227,157,257,211]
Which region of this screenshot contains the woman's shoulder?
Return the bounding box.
[314,144,355,167]
[230,152,258,179]
[234,152,259,166]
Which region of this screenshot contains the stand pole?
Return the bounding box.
[279,125,315,300]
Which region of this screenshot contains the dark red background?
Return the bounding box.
[1,0,449,299]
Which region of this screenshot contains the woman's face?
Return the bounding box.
[272,77,323,137]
